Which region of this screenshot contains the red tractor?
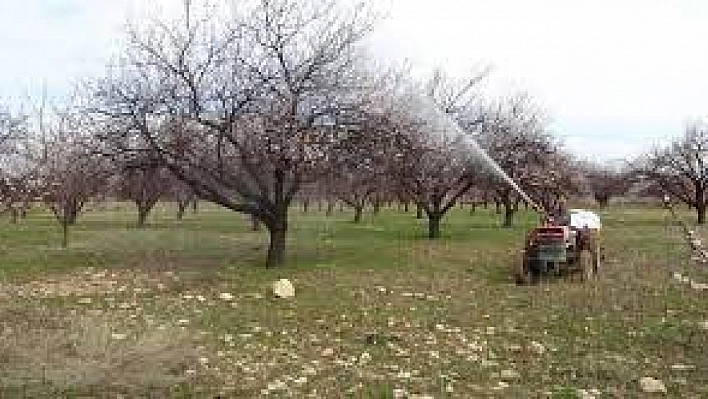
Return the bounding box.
[516,212,601,284]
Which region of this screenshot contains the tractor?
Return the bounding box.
[516,210,602,285]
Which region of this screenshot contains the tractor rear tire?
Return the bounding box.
[516,252,539,285]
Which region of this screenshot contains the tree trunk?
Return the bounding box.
[428,213,442,239]
[495,200,502,214]
[192,199,198,214]
[326,201,334,216]
[62,219,68,248]
[137,205,151,227]
[416,204,424,219]
[354,206,363,223]
[698,204,706,225]
[302,199,309,213]
[503,198,515,227]
[470,202,476,214]
[372,200,380,215]
[66,203,79,226]
[177,201,187,220]
[9,209,17,224]
[251,215,262,231]
[695,187,705,224]
[404,201,410,213]
[265,218,287,268]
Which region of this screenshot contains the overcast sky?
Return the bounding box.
[1,0,707,163]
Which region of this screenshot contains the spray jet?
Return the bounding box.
[409,87,547,216]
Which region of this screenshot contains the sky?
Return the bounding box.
[1,0,707,164]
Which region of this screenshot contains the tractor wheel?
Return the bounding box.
[516,251,540,285]
[579,250,594,281]
[516,252,533,285]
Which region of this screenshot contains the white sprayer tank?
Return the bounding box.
[569,209,602,230]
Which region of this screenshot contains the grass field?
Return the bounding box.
[0,202,707,398]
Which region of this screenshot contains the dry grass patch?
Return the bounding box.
[0,310,203,396]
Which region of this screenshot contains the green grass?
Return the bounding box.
[0,201,707,398]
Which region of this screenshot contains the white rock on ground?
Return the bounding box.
[670,364,695,371]
[529,340,546,355]
[500,369,520,380]
[577,389,596,399]
[272,279,295,298]
[639,377,667,393]
[219,292,234,301]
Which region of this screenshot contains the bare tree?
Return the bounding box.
[91,0,377,267]
[0,108,36,220]
[581,162,633,208]
[638,121,708,224]
[476,94,567,227]
[171,179,198,220]
[0,174,39,222]
[395,71,486,238]
[39,113,108,247]
[117,153,171,226]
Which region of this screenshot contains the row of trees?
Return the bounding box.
[1,0,700,267]
[80,0,584,267]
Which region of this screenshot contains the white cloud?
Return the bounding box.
[370,0,708,160]
[1,0,706,161]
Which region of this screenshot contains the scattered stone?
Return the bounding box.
[529,340,546,355]
[321,348,335,357]
[670,364,695,371]
[272,279,295,298]
[673,273,690,284]
[77,297,92,304]
[219,292,235,301]
[639,377,666,393]
[266,380,286,391]
[690,280,708,290]
[506,344,522,352]
[500,369,520,380]
[699,321,708,330]
[397,371,412,379]
[392,388,407,398]
[111,333,127,340]
[577,388,600,399]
